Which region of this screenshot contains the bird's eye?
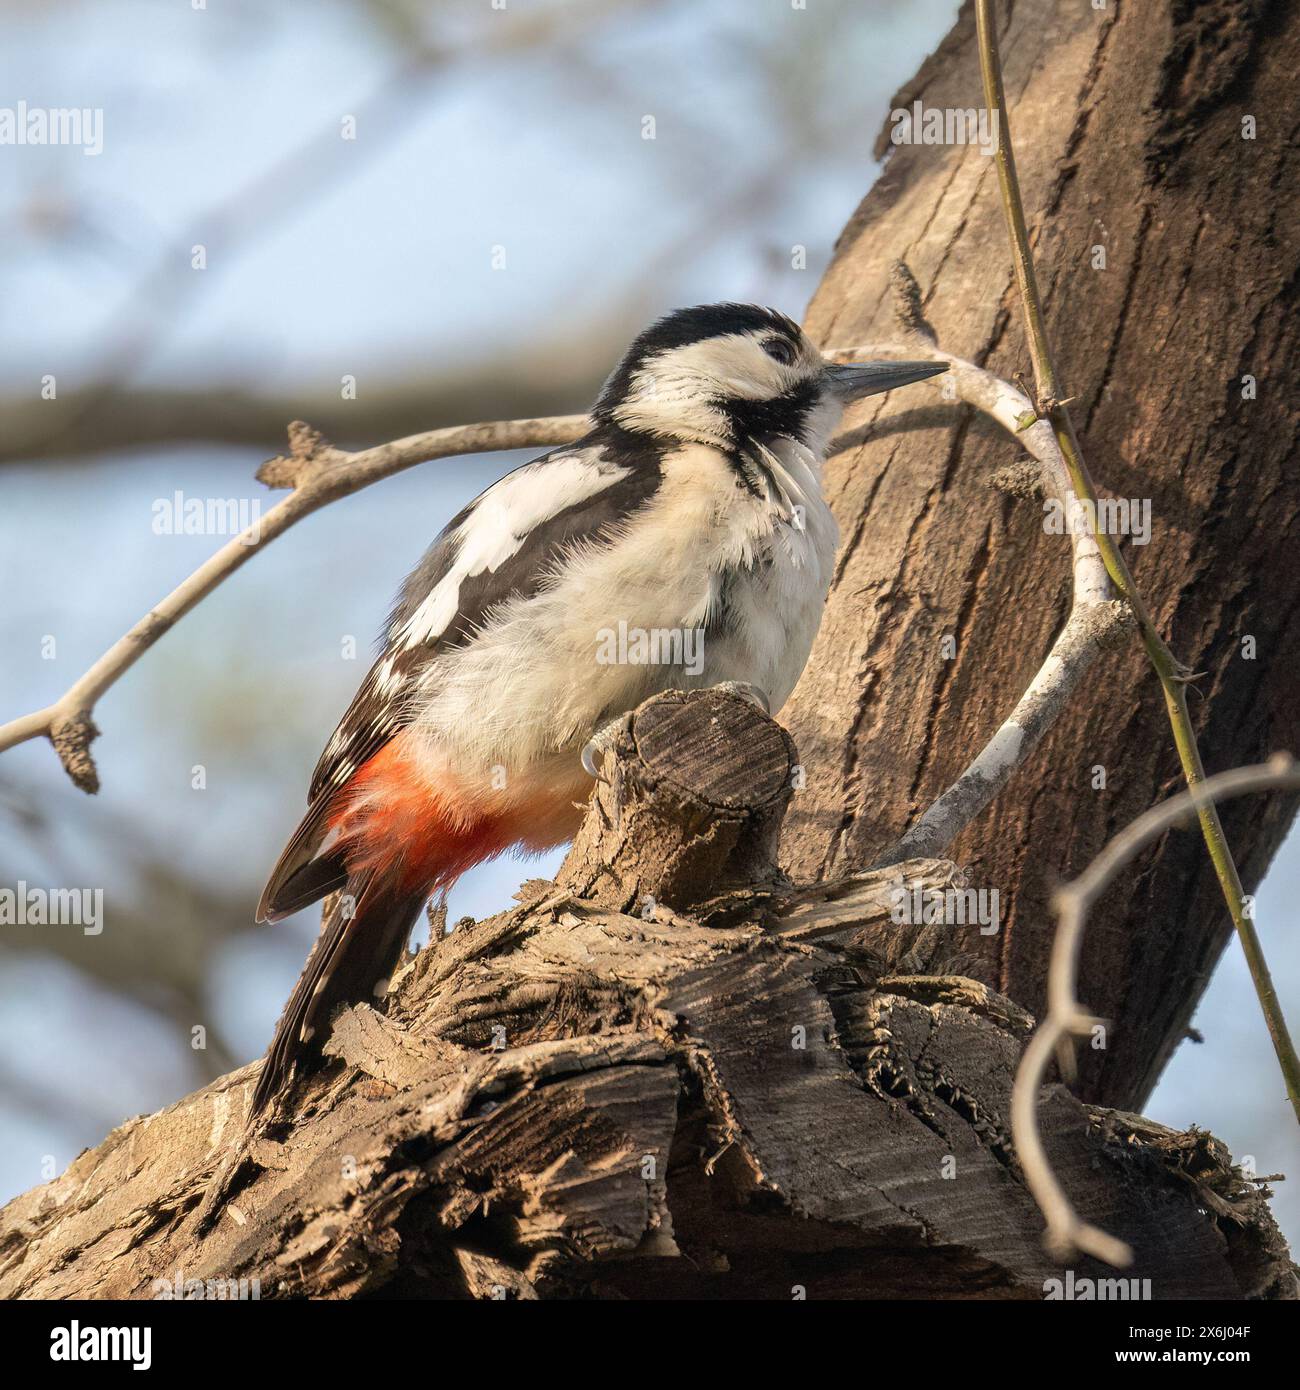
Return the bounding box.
[763,337,798,366]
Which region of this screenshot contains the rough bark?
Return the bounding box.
[0,692,1289,1299]
[783,0,1300,1108]
[4,0,1297,1302]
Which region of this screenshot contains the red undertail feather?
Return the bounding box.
[332,738,521,893]
[250,737,520,1119]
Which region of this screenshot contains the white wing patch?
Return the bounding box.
[395,451,631,649]
[374,655,403,694]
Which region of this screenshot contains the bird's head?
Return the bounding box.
[591,303,946,454]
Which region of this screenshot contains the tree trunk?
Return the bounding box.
[784,0,1300,1109]
[2,0,1296,1300]
[0,692,1289,1299]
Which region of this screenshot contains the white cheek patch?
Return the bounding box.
[612,332,811,442]
[645,334,791,400]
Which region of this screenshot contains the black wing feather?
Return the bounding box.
[257,433,663,922]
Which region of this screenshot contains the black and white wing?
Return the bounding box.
[257,438,662,920]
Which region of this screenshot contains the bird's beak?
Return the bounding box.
[823,359,948,402]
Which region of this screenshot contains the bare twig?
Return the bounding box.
[13,306,1077,799]
[828,273,1130,863]
[973,0,1300,1123]
[0,415,585,790]
[1014,753,1300,1265]
[1,304,1124,821]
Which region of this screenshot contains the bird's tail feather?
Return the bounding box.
[248,872,427,1120]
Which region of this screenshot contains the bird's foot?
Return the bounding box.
[581,711,633,783]
[710,680,771,714]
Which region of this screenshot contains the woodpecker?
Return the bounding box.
[250,303,945,1117]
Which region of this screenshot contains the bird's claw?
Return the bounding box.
[580,741,603,780]
[581,713,632,783]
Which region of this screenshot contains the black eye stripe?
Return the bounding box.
[763,337,798,365]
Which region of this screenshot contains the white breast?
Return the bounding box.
[408,439,838,784]
[696,436,839,712]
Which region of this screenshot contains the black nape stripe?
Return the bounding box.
[582,416,672,470]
